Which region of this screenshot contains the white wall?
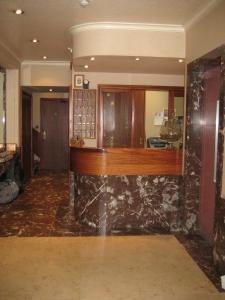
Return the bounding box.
[21,62,71,87]
[6,69,19,145]
[32,92,69,132]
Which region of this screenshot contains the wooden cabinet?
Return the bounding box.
[72,89,96,139]
[98,87,145,148]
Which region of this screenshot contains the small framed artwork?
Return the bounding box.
[74,74,84,88]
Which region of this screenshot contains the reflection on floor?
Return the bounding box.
[0,173,222,292]
[0,236,223,300]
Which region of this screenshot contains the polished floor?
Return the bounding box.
[0,173,222,292]
[0,235,224,300]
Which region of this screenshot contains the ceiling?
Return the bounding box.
[0,0,216,74]
[75,56,184,74]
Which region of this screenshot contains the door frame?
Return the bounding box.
[21,91,33,180]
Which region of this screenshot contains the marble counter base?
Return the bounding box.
[74,174,183,233]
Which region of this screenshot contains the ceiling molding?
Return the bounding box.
[70,22,184,34]
[0,39,21,63]
[21,60,70,66]
[185,0,223,29]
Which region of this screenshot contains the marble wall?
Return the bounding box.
[185,45,225,273]
[74,174,183,234]
[183,62,204,232]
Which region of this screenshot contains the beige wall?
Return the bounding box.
[21,63,71,87]
[6,69,20,145]
[186,0,225,63]
[32,92,69,132]
[73,71,184,89]
[145,91,169,139]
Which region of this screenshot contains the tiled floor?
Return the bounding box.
[0,236,224,300]
[0,172,222,292]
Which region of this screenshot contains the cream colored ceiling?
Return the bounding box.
[75,56,184,74]
[0,0,215,73]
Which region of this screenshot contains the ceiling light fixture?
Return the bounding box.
[67,47,73,53]
[49,88,53,92]
[14,9,24,15]
[178,59,183,63]
[43,56,47,60]
[84,65,89,69]
[31,39,39,43]
[79,0,91,8]
[90,57,95,61]
[135,57,140,61]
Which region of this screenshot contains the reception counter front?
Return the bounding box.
[70,147,183,234]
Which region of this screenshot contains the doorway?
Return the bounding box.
[40,98,69,171]
[199,65,221,241]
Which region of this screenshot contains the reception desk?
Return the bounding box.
[70,147,183,234]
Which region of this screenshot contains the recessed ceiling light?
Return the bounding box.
[43,56,47,60]
[14,9,24,15]
[31,39,39,43]
[49,88,53,92]
[79,0,91,7]
[178,59,184,63]
[135,57,140,61]
[90,57,95,61]
[84,65,89,69]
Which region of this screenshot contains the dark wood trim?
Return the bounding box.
[70,147,182,176]
[98,84,184,92]
[69,85,73,140]
[0,67,6,151]
[22,91,33,179]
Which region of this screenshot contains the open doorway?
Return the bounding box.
[21,86,69,179]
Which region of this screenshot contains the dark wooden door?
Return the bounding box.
[40,99,69,171]
[132,90,145,147]
[103,91,132,147]
[199,66,221,241]
[22,92,32,181]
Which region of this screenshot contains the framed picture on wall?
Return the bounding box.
[74,75,84,88]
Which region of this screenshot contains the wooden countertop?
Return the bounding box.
[70,147,182,176]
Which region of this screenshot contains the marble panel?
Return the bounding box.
[185,45,225,273]
[74,174,182,234]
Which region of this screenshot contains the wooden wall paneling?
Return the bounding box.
[131,89,145,147]
[97,85,184,148]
